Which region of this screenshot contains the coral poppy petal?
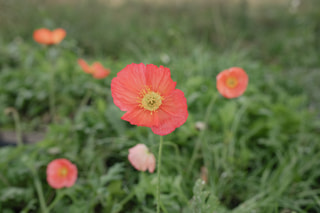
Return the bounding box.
[92,69,110,79]
[92,62,104,71]
[52,28,66,44]
[151,89,188,135]
[145,64,176,96]
[92,62,111,79]
[47,163,65,189]
[33,28,52,45]
[111,63,147,111]
[122,107,159,127]
[78,59,92,74]
[64,163,78,187]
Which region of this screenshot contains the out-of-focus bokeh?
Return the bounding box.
[1,0,320,212]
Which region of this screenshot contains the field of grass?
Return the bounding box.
[0,0,320,212]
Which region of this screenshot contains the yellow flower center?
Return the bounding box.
[141,92,162,111]
[226,77,238,88]
[138,86,163,112]
[59,167,68,177]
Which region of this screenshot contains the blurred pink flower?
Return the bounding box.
[216,67,248,99]
[128,144,156,173]
[33,28,66,45]
[78,59,111,79]
[46,158,78,189]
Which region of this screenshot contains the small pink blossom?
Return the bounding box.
[78,59,111,79]
[46,158,78,189]
[128,144,156,173]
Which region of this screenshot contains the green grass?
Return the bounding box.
[0,0,320,212]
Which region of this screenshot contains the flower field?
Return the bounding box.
[0,0,320,212]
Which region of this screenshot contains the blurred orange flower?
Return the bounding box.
[46,158,78,189]
[33,28,66,45]
[111,63,188,135]
[216,67,248,98]
[78,59,111,79]
[128,144,156,173]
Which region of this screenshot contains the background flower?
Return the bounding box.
[128,144,156,173]
[111,63,188,135]
[216,67,248,98]
[46,158,78,189]
[33,28,66,45]
[78,59,111,79]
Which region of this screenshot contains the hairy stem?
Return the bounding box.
[157,136,164,213]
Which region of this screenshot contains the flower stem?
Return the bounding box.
[157,135,164,213]
[47,190,64,211]
[5,107,23,147]
[34,172,49,213]
[187,93,218,177]
[49,65,56,123]
[46,47,57,123]
[80,89,93,108]
[113,188,136,213]
[228,103,247,161]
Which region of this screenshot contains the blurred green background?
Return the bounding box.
[0,0,320,212]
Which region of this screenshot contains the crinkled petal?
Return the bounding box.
[145,64,176,96]
[122,107,159,127]
[111,63,147,111]
[151,89,188,135]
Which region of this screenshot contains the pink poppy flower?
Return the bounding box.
[216,67,248,98]
[46,158,78,189]
[33,28,66,45]
[78,59,111,79]
[128,144,156,173]
[111,63,188,135]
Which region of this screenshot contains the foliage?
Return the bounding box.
[0,0,320,212]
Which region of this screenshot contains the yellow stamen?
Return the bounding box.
[226,77,238,88]
[59,167,68,177]
[138,86,163,113]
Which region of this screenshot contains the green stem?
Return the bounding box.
[157,136,164,213]
[79,89,93,108]
[47,47,57,123]
[49,65,56,123]
[34,173,49,213]
[47,190,64,211]
[113,189,136,213]
[5,108,23,147]
[228,103,247,161]
[187,93,218,177]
